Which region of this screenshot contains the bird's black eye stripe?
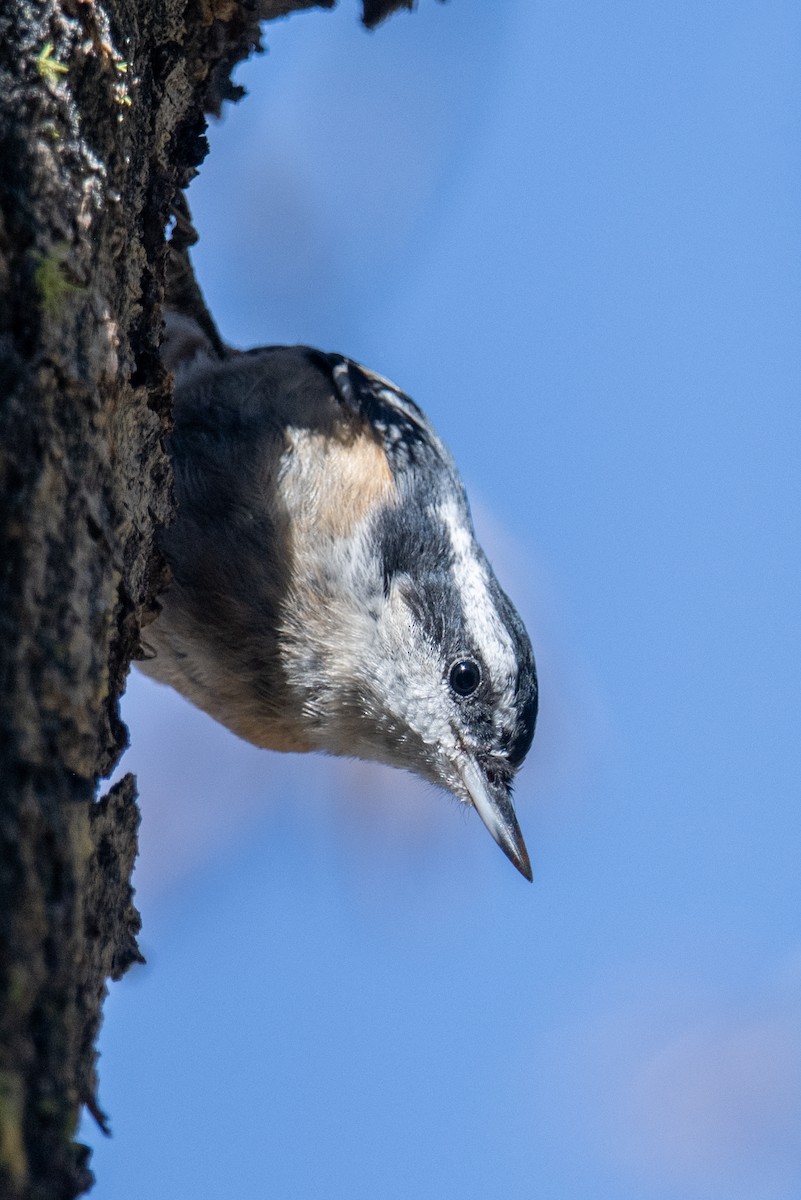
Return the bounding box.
[449,659,482,697]
[506,682,538,768]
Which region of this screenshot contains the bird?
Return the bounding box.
[138,313,538,879]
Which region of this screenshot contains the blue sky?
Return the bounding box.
[84,3,801,1197]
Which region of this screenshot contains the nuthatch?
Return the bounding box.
[139,314,538,879]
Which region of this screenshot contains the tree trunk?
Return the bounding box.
[0,0,413,1195]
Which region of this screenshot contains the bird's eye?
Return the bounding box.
[449,659,482,697]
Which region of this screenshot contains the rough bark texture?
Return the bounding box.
[0,1,419,1196]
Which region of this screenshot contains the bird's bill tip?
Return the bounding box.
[457,757,533,881]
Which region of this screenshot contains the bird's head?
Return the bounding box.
[279,360,538,879]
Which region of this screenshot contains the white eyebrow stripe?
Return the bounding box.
[437,496,519,729]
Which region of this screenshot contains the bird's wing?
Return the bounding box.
[313,351,454,476]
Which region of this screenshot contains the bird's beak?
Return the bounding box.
[457,756,533,881]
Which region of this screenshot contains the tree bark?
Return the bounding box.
[0,1,414,1195]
